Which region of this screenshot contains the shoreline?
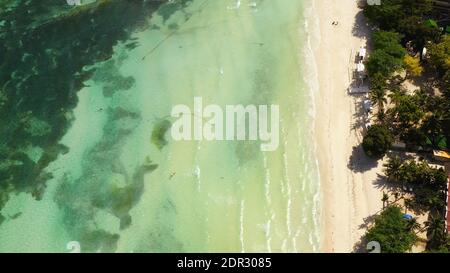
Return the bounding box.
[311,0,385,252]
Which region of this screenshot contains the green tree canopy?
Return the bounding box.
[366,31,406,76]
[364,0,433,31]
[373,31,406,58]
[404,55,423,77]
[362,124,393,158]
[428,35,450,75]
[390,94,424,130]
[365,206,418,253]
[366,50,404,76]
[398,16,441,48]
[369,73,388,115]
[383,157,447,211]
[364,0,435,49]
[425,215,450,251]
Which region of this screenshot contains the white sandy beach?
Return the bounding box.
[312,0,386,252]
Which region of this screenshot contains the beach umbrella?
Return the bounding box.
[402,214,413,220]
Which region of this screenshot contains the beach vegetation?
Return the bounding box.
[383,157,447,211]
[369,73,388,114]
[366,31,406,77]
[363,0,450,254]
[427,35,450,75]
[364,0,435,48]
[383,156,403,183]
[383,155,450,252]
[424,214,450,251]
[366,50,404,77]
[389,93,424,134]
[404,55,423,77]
[373,31,406,59]
[362,124,393,158]
[365,205,418,253]
[399,16,442,49]
[384,88,449,149]
[381,192,389,209]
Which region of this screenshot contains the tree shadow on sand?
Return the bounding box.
[347,144,379,173]
[349,95,368,132]
[352,214,378,252]
[373,173,394,191]
[352,10,370,39]
[353,238,369,253]
[347,96,379,173]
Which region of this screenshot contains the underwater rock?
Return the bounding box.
[151,119,172,150]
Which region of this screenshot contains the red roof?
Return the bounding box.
[447,176,450,233]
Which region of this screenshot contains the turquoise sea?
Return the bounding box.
[0,0,321,252]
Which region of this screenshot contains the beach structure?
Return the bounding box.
[357,62,365,74]
[422,47,427,60]
[391,141,407,151]
[358,46,366,61]
[355,62,366,87]
[353,46,367,87]
[433,150,450,162]
[348,46,369,94]
[363,99,372,113]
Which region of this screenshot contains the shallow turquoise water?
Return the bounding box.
[0,0,320,252]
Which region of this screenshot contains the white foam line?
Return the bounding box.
[296,0,322,252]
[281,123,293,251]
[262,153,273,252]
[239,199,245,253]
[308,0,323,252]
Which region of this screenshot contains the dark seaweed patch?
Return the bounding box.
[151,119,172,150]
[157,0,194,23]
[53,106,157,252]
[0,0,167,223]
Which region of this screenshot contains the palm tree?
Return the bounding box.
[407,218,421,233]
[411,88,427,107]
[421,112,444,148]
[369,73,388,116]
[388,88,406,107]
[404,198,412,214]
[382,192,389,209]
[394,192,400,201]
[425,214,446,249]
[370,87,387,116]
[383,156,403,184]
